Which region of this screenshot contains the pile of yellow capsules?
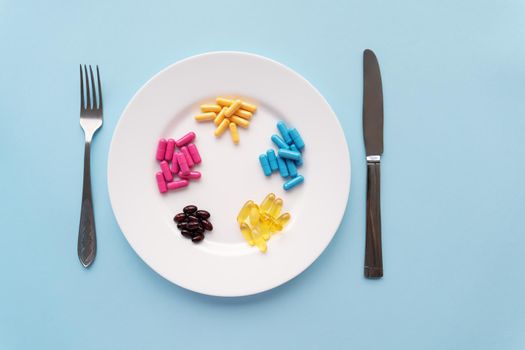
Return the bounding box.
[194,97,257,144]
[236,193,291,253]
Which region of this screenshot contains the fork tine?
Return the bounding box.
[80,65,85,111]
[89,65,97,110]
[96,66,102,111]
[84,65,91,109]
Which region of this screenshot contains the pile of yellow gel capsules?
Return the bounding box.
[236,193,291,253]
[194,97,257,145]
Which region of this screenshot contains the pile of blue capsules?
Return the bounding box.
[259,121,305,191]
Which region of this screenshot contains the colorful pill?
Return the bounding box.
[216,97,257,113]
[167,179,189,190]
[156,138,167,161]
[187,143,201,164]
[260,193,276,213]
[214,107,227,125]
[177,152,190,175]
[271,212,291,232]
[276,156,289,178]
[194,112,217,122]
[175,131,196,147]
[179,171,201,180]
[229,116,250,128]
[289,128,305,150]
[200,104,221,113]
[224,99,242,117]
[156,171,167,193]
[229,122,239,144]
[283,175,304,191]
[290,144,303,166]
[214,118,229,137]
[164,139,175,161]
[266,149,278,171]
[180,146,194,168]
[237,200,254,224]
[160,160,173,181]
[286,159,298,177]
[278,148,302,161]
[277,121,293,144]
[171,151,180,173]
[240,222,255,246]
[254,234,267,253]
[259,154,272,176]
[271,134,289,149]
[269,198,283,218]
[249,204,261,226]
[234,109,253,120]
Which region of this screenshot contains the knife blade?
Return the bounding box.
[363,49,384,278]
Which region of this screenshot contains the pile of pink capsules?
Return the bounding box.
[155,131,202,193]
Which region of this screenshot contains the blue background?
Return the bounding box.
[1,0,524,349]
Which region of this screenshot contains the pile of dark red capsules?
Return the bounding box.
[173,205,213,243]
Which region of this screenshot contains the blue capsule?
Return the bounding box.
[266,149,278,171]
[277,121,293,144]
[278,149,302,161]
[259,154,272,176]
[271,134,289,150]
[283,175,304,191]
[290,145,303,166]
[288,128,305,151]
[286,159,297,177]
[276,156,289,178]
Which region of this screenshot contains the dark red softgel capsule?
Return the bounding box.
[175,205,212,243]
[174,213,187,223]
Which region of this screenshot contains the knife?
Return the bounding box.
[363,49,384,278]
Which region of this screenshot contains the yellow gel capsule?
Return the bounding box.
[224,99,242,118]
[276,212,291,227]
[194,112,216,122]
[252,232,267,253]
[259,214,272,240]
[249,204,260,226]
[237,200,254,224]
[240,222,254,246]
[229,122,239,144]
[216,97,258,113]
[234,109,253,120]
[214,118,229,137]
[214,107,227,125]
[260,193,276,213]
[200,104,221,113]
[269,198,283,218]
[229,116,250,128]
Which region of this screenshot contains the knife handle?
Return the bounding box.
[365,160,383,278]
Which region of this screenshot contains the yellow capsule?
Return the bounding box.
[249,204,260,226]
[194,112,216,122]
[229,122,239,144]
[214,107,227,125]
[276,212,291,227]
[259,214,272,240]
[229,116,250,128]
[269,198,283,218]
[252,231,267,253]
[216,97,258,113]
[224,99,242,118]
[214,118,229,137]
[234,109,253,120]
[260,193,275,213]
[237,200,254,225]
[200,104,221,113]
[240,222,254,246]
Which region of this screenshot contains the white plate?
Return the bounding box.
[108,52,350,297]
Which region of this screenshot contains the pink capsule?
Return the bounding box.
[180,146,194,168]
[167,179,189,190]
[171,151,180,173]
[165,139,175,161]
[156,172,167,193]
[179,171,201,180]
[187,143,201,164]
[177,152,190,175]
[175,131,196,147]
[160,160,173,181]
[156,138,167,161]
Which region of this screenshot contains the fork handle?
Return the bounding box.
[78,141,97,267]
[364,160,383,278]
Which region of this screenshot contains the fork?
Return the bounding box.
[78,65,103,268]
